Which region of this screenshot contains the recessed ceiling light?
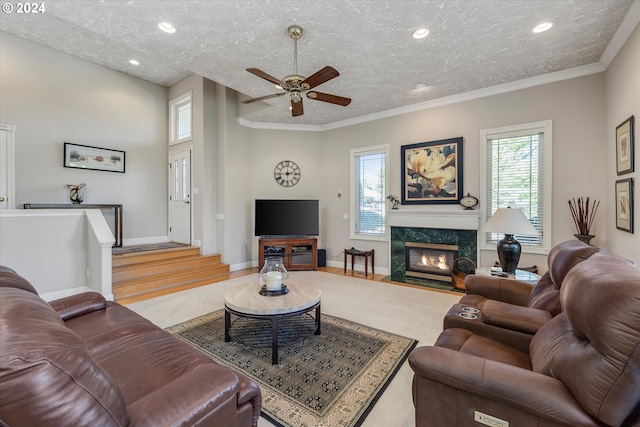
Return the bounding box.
[533,22,553,33]
[412,82,428,90]
[412,28,429,39]
[158,22,176,34]
[128,59,140,66]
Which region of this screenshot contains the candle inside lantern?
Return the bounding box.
[265,271,283,291]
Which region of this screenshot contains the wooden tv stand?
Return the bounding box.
[258,237,317,271]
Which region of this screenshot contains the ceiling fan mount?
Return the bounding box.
[243,25,351,116]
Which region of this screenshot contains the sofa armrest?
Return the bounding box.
[409,346,600,426]
[49,292,107,321]
[481,300,552,334]
[127,365,259,427]
[464,275,534,306]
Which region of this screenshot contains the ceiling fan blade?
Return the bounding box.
[246,68,282,86]
[242,92,286,104]
[306,91,351,106]
[291,99,304,117]
[301,66,339,90]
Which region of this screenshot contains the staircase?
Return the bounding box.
[112,245,230,304]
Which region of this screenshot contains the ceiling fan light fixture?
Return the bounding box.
[533,22,553,33]
[158,22,176,34]
[412,28,429,39]
[290,91,302,103]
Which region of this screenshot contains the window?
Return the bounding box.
[169,91,192,145]
[480,120,552,253]
[350,144,388,240]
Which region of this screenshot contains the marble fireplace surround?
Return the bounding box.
[388,210,480,281]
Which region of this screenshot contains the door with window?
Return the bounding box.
[169,149,191,244]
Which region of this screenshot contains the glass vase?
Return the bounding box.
[259,256,288,291]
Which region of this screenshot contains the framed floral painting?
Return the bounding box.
[401,137,463,204]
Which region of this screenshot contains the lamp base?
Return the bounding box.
[496,234,521,274]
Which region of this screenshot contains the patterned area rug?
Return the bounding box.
[167,309,417,427]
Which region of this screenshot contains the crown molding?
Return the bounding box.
[599,0,640,68]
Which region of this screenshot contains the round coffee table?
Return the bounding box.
[224,279,321,364]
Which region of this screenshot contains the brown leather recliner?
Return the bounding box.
[409,248,640,427]
[0,266,262,427]
[443,240,600,351]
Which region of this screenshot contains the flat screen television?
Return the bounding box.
[254,199,319,237]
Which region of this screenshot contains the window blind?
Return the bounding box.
[354,149,386,236]
[486,132,544,246]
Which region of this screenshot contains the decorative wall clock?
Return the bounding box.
[274,160,301,187]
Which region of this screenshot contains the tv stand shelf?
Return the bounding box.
[259,237,317,271]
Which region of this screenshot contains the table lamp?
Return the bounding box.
[482,207,539,274]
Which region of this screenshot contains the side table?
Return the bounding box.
[343,247,374,277]
[475,267,541,284]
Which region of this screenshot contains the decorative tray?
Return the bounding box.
[259,284,289,296]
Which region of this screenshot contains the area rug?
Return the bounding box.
[167,309,417,427]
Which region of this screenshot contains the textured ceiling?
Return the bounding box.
[1,1,638,126]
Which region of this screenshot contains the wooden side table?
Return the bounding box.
[343,247,375,277]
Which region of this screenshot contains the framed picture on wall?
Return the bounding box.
[64,143,126,173]
[401,137,463,205]
[615,178,634,233]
[616,115,634,175]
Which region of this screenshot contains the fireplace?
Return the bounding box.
[405,242,459,282]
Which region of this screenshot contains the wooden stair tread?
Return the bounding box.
[114,264,229,288]
[112,245,229,303]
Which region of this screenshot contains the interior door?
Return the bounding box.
[169,149,191,244]
[0,125,16,209]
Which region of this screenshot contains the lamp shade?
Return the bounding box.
[482,207,539,236]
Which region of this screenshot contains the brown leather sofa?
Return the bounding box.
[409,245,640,427]
[0,266,262,427]
[443,240,600,351]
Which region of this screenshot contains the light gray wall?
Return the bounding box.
[0,33,168,242]
[316,73,608,271]
[606,22,640,262]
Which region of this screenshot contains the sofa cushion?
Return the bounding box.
[435,328,531,370]
[0,266,38,295]
[64,302,160,356]
[530,251,640,427]
[0,287,128,426]
[526,241,600,315]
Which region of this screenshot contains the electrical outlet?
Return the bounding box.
[474,411,509,427]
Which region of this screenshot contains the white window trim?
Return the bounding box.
[350,143,389,242]
[169,91,192,145]
[479,120,553,255]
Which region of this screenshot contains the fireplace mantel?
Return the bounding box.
[387,209,480,231]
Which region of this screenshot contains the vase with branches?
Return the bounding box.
[568,197,599,244]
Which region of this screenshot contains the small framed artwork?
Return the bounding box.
[401,137,463,204]
[616,115,634,175]
[64,143,126,173]
[615,178,634,233]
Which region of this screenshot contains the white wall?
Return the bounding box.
[606,22,640,262]
[0,33,168,243]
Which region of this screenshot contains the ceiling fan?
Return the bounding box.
[242,25,351,117]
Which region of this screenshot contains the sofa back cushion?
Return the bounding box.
[0,265,39,295]
[530,251,640,426]
[0,287,128,426]
[527,240,600,315]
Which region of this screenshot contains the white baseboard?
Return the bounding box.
[326,259,389,276]
[40,286,92,302]
[122,235,170,246]
[230,261,254,272]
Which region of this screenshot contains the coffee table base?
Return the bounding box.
[224,303,321,365]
